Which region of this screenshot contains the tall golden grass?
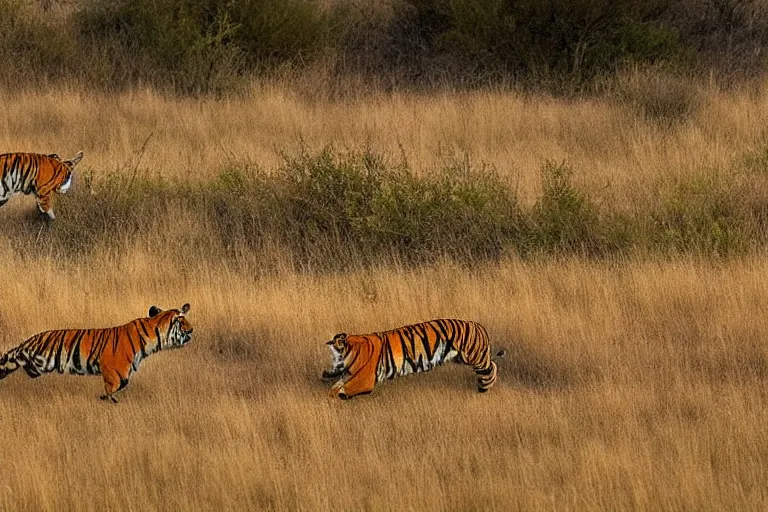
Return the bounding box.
[1,248,766,510]
[2,81,767,204]
[1,83,767,510]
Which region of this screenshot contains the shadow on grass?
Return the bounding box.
[498,342,595,391]
[208,329,268,364]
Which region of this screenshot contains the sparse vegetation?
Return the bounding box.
[0,2,767,509]
[7,143,768,265]
[1,250,766,511]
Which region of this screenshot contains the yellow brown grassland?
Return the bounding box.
[1,83,768,510]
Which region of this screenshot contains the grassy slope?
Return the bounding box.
[0,85,767,510]
[0,251,766,510]
[0,84,766,206]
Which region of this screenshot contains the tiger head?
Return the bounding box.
[148,303,194,349]
[45,151,83,195]
[322,332,349,382]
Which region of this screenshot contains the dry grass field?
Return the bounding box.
[1,84,767,510]
[1,82,768,204]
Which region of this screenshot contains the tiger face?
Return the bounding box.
[45,151,81,194]
[321,333,348,382]
[57,168,73,193]
[149,303,194,349]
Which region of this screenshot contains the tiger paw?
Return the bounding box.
[321,369,341,382]
[330,382,346,399]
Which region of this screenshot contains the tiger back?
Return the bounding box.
[322,318,504,399]
[0,151,83,220]
[0,303,192,403]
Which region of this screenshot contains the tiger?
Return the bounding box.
[0,150,84,220]
[0,303,192,403]
[322,318,505,399]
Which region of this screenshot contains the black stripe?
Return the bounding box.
[87,331,106,373]
[53,332,68,373]
[384,336,396,379]
[70,332,84,373]
[127,329,140,358]
[421,322,438,360]
[110,328,120,354]
[345,337,376,382]
[397,331,411,369]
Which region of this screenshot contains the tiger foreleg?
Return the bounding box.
[330,380,346,399]
[100,368,126,404]
[331,372,375,399]
[321,366,345,382]
[36,194,55,220]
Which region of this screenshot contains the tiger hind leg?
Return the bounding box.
[474,361,498,393]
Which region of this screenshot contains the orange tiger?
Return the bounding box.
[0,303,192,402]
[0,150,83,220]
[322,318,505,399]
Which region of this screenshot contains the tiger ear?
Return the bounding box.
[180,303,190,315]
[326,333,346,345]
[66,151,83,167]
[148,306,162,318]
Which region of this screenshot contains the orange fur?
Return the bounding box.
[322,319,502,399]
[0,151,83,219]
[0,303,192,402]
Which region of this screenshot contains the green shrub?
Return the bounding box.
[530,161,604,255]
[5,146,768,268]
[229,0,334,67]
[77,0,245,93]
[366,156,523,261]
[0,0,78,88]
[651,173,747,256]
[76,0,334,93]
[610,65,703,125]
[384,0,686,89]
[262,147,522,266]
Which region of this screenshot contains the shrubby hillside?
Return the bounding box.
[3,0,768,93]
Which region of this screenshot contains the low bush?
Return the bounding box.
[4,146,767,268]
[609,65,703,125]
[196,147,523,266]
